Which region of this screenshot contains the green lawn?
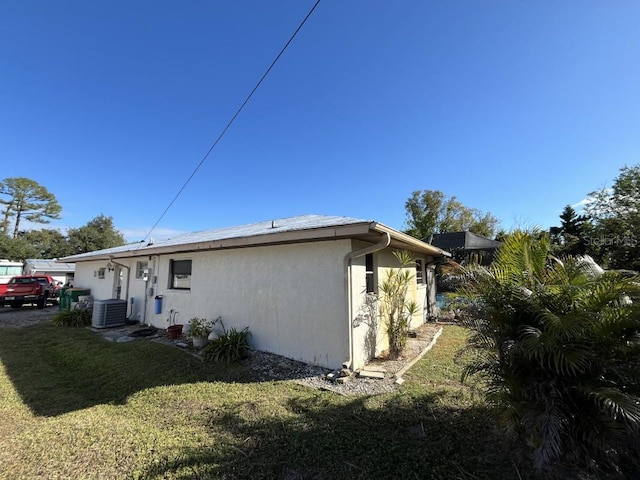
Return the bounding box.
[0,323,535,479]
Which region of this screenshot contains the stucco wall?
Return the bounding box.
[74,261,119,301]
[349,244,433,369]
[72,238,439,371]
[73,240,352,369]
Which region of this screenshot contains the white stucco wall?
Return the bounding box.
[72,238,439,371]
[97,240,349,369]
[349,245,433,369]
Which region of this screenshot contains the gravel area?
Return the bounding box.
[243,322,443,396]
[0,305,58,328]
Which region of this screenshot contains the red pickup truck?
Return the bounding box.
[0,275,60,309]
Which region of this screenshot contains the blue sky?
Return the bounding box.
[2,1,639,241]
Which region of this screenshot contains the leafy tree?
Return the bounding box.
[585,165,640,270]
[0,235,39,261]
[549,205,589,256]
[459,231,640,476]
[404,190,499,240]
[0,177,62,238]
[67,214,126,254]
[18,229,72,259]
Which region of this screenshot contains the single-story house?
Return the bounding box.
[429,231,501,266]
[23,259,76,285]
[60,215,449,370]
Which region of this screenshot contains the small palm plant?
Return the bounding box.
[379,250,419,359]
[459,230,640,476]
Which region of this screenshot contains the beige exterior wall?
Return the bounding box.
[349,244,434,370]
[72,238,439,371]
[74,240,352,369]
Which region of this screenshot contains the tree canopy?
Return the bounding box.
[549,205,589,257]
[584,165,640,270]
[67,214,126,255]
[0,177,62,238]
[404,190,499,240]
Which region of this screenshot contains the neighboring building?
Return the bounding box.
[23,259,76,285]
[429,231,501,266]
[60,215,449,370]
[0,259,23,283]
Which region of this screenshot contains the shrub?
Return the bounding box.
[460,230,640,477]
[52,309,92,327]
[202,320,251,363]
[188,316,218,338]
[379,250,419,358]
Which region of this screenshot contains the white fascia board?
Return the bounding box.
[372,223,451,257]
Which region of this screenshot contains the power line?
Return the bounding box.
[139,0,322,243]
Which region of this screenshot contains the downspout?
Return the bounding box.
[109,256,131,317]
[343,231,391,370]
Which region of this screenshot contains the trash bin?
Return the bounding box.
[62,288,91,311]
[154,295,163,315]
[58,286,69,311]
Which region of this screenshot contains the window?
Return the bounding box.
[135,261,148,279]
[0,266,22,276]
[365,253,375,293]
[97,268,106,279]
[170,259,192,290]
[415,259,424,285]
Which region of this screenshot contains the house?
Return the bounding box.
[23,259,76,285]
[60,215,449,370]
[429,231,501,266]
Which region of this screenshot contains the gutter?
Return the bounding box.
[342,230,391,370]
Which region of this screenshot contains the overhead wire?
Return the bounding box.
[138,0,322,244]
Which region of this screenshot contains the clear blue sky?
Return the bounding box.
[2,1,639,241]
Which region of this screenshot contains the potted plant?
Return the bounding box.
[188,316,218,348]
[166,309,183,339]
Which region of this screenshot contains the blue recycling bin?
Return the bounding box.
[154,295,163,314]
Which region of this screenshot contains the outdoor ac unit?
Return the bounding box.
[92,299,127,328]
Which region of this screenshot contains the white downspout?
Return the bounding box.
[343,232,391,370]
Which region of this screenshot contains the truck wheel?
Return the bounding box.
[37,296,46,309]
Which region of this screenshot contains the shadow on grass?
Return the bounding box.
[0,324,248,417]
[138,391,537,480]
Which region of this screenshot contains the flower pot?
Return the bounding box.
[192,336,208,348]
[167,324,183,339]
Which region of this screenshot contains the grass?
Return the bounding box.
[0,323,536,479]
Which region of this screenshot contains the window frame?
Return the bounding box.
[365,253,375,293]
[135,261,149,279]
[169,259,192,290]
[415,259,424,285]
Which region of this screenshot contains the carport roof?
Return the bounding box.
[60,214,450,262]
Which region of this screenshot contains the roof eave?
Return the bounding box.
[372,223,451,257]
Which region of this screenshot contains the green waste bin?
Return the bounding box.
[61,288,91,311]
[58,286,69,311]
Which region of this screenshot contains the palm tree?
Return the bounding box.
[459,230,640,476]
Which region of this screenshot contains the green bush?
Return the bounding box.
[202,320,251,363]
[52,309,92,327]
[460,230,640,477]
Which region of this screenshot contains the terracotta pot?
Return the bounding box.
[167,324,183,339]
